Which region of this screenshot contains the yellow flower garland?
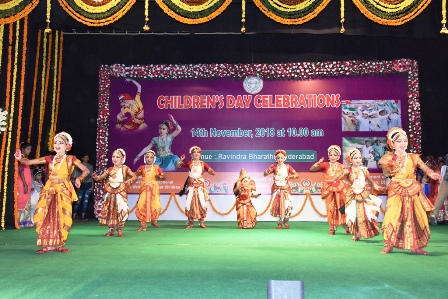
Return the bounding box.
[0,24,4,192]
[57,0,136,26]
[0,0,39,25]
[47,31,59,149]
[155,0,232,25]
[256,196,273,217]
[45,0,52,33]
[352,0,432,26]
[14,18,28,227]
[209,199,236,216]
[143,0,150,31]
[128,192,329,220]
[10,20,20,228]
[253,0,331,25]
[54,32,63,133]
[28,30,41,142]
[442,0,448,34]
[0,25,3,70]
[0,24,13,229]
[241,0,246,33]
[340,0,345,33]
[36,33,48,156]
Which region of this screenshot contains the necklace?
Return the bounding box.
[110,165,122,178]
[397,153,407,173]
[328,162,337,177]
[351,167,360,180]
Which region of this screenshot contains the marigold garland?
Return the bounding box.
[28,29,41,142]
[209,199,235,216]
[441,0,448,34]
[253,0,331,25]
[155,0,232,24]
[45,0,52,33]
[0,25,4,71]
[0,0,39,25]
[241,0,246,33]
[127,192,329,219]
[305,191,327,217]
[14,18,28,228]
[57,0,136,26]
[44,33,53,146]
[47,31,59,149]
[160,193,175,215]
[172,193,187,215]
[340,0,345,33]
[352,0,431,26]
[36,33,49,156]
[10,20,20,228]
[143,0,149,31]
[256,196,273,217]
[1,23,14,230]
[53,31,63,133]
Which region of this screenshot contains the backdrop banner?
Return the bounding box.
[97,60,418,197]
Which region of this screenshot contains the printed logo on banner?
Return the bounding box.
[243,76,263,94]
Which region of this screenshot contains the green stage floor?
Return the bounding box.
[1,221,447,298]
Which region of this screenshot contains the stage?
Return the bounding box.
[1,221,447,298]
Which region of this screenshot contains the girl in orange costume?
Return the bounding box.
[264,149,298,229]
[93,149,137,237]
[379,127,440,255]
[17,142,33,228]
[343,148,385,241]
[14,132,89,253]
[233,168,259,229]
[134,150,165,231]
[176,146,215,229]
[310,145,350,235]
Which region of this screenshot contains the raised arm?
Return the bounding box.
[263,164,275,177]
[168,114,181,138]
[134,140,155,164]
[125,78,141,93]
[14,149,46,166]
[310,157,325,172]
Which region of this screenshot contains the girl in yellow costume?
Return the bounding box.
[379,127,441,255]
[310,145,350,235]
[343,148,385,241]
[93,148,137,237]
[233,168,259,229]
[14,132,90,253]
[135,150,165,231]
[264,149,298,229]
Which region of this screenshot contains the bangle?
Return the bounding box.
[78,176,85,181]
